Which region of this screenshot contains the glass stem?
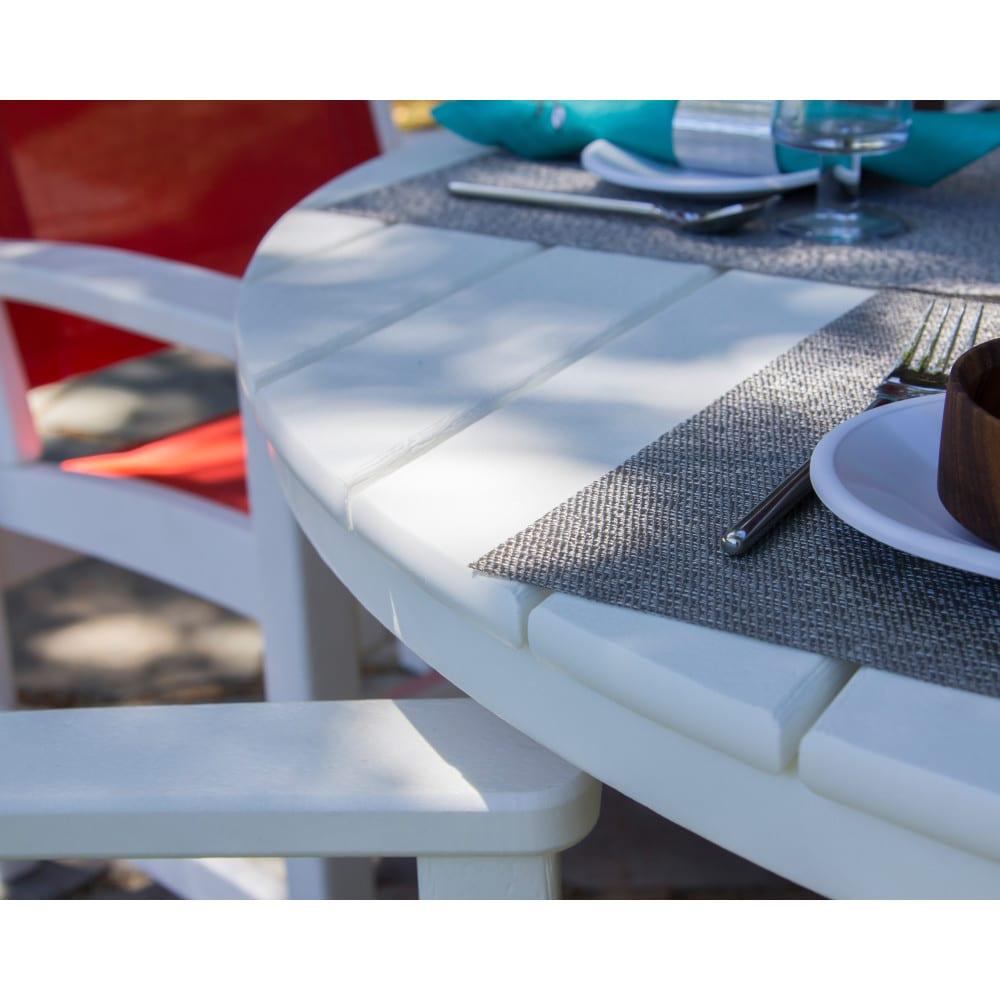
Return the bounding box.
[816,154,861,216]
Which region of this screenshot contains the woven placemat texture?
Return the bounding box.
[336,149,1000,299]
[473,292,1000,697]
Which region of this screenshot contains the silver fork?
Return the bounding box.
[719,298,985,556]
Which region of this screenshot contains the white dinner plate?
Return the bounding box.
[810,394,1000,579]
[581,139,819,199]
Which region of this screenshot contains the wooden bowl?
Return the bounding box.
[938,339,1000,549]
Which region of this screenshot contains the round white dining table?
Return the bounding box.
[236,133,1000,899]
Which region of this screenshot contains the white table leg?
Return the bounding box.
[242,402,363,703]
[417,855,561,900]
[286,857,375,900]
[241,398,373,899]
[0,569,37,892]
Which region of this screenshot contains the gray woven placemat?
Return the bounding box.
[474,292,1000,698]
[336,149,1000,299]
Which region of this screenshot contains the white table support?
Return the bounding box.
[417,855,559,901]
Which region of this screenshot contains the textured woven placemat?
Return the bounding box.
[336,149,1000,299]
[474,292,1000,697]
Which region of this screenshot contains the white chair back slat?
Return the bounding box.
[0,240,239,361]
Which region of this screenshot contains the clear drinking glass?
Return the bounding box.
[773,100,913,244]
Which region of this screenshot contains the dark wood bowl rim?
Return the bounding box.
[951,339,1000,425]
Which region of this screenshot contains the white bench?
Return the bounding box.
[0,698,600,899]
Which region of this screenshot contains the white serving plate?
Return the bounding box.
[810,394,1000,579]
[581,139,819,199]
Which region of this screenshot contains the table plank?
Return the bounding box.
[257,245,705,526]
[530,596,852,774]
[239,220,535,386]
[801,667,1000,862]
[300,131,484,209]
[244,210,383,282]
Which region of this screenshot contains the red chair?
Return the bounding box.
[0,100,381,385]
[0,101,384,899]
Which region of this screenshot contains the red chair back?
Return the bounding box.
[0,101,379,387]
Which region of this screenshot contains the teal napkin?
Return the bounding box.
[433,101,1000,187]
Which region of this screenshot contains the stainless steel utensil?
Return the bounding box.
[447,181,779,235]
[719,298,985,556]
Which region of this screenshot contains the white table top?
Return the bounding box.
[237,133,1000,897]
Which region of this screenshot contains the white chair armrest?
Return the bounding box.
[0,699,600,875]
[0,240,238,360]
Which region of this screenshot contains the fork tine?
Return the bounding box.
[927,300,967,374]
[898,299,938,369]
[959,303,985,357]
[916,300,951,372]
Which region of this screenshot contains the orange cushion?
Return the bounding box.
[61,413,249,513]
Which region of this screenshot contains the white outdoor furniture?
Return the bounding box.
[0,240,370,899]
[234,130,1000,899]
[0,697,599,899]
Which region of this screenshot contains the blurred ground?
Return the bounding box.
[2,347,818,900]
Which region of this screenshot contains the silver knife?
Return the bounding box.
[448,181,778,235]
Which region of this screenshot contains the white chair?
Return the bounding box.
[0,698,600,899]
[0,239,370,899]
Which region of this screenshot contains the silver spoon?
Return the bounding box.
[448,181,780,235]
